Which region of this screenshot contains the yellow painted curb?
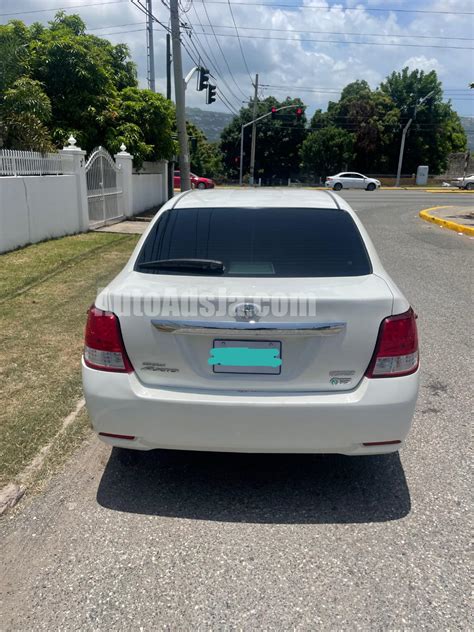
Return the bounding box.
[423,190,474,194]
[419,206,474,237]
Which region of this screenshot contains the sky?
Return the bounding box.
[2,0,473,118]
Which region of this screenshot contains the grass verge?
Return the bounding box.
[0,231,139,488]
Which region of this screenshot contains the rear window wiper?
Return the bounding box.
[137,258,225,273]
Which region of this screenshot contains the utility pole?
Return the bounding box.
[166,33,171,100]
[395,90,434,187]
[166,33,174,200]
[249,73,259,185]
[145,0,155,92]
[169,0,191,191]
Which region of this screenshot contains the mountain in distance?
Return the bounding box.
[185,107,234,143]
[460,117,474,151]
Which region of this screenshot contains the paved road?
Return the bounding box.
[2,191,472,630]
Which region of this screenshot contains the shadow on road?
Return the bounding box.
[96,449,410,524]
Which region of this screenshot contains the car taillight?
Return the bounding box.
[326,177,333,181]
[84,306,134,373]
[365,308,418,378]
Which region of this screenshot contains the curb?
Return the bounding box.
[419,206,474,237]
[422,190,474,194]
[0,398,86,515]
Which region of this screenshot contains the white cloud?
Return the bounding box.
[2,0,473,117]
[402,55,443,75]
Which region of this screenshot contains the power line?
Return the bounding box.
[261,85,343,94]
[88,26,146,35]
[261,84,474,95]
[186,5,245,107]
[191,30,474,50]
[227,0,253,83]
[179,19,242,113]
[130,0,171,34]
[84,15,243,112]
[199,0,250,99]
[192,1,474,17]
[0,0,127,16]
[184,30,241,113]
[180,31,239,116]
[192,23,474,43]
[88,21,145,30]
[83,21,474,43]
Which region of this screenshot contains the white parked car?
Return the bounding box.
[325,172,381,191]
[450,174,474,190]
[82,189,419,457]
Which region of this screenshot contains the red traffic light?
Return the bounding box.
[271,107,277,119]
[296,107,303,119]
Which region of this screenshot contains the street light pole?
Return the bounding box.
[239,105,296,186]
[395,91,434,187]
[395,119,412,188]
[239,124,245,186]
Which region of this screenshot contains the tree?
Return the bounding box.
[104,88,176,166]
[187,121,223,179]
[301,127,354,178]
[0,21,31,95]
[323,81,400,172]
[380,67,466,173]
[0,12,176,163]
[1,77,54,151]
[29,12,136,149]
[220,96,307,181]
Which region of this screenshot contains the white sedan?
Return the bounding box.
[82,189,419,457]
[451,175,474,190]
[325,172,381,191]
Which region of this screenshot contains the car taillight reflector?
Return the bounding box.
[84,306,134,373]
[365,308,418,378]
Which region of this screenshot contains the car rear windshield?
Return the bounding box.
[135,207,372,277]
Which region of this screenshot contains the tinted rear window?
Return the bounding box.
[135,207,372,277]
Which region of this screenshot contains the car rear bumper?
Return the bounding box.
[83,360,419,455]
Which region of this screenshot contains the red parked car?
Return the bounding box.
[174,171,215,190]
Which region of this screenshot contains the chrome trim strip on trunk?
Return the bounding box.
[151,320,346,336]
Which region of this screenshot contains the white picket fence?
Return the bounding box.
[0,149,74,176]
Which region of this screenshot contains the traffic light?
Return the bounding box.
[271,107,277,119]
[296,107,303,120]
[206,83,217,105]
[198,67,210,92]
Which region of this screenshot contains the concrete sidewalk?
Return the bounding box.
[419,205,474,237]
[95,220,149,235]
[94,208,158,235]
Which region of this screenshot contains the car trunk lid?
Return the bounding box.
[105,273,393,392]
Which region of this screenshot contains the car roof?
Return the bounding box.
[172,188,351,211]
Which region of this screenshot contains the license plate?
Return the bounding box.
[210,340,282,374]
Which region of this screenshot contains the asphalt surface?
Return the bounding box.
[2,190,472,630]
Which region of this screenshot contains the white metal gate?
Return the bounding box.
[85,147,123,227]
